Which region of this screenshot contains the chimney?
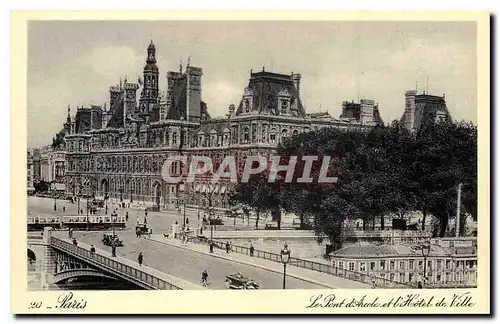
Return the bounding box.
[292,73,301,96]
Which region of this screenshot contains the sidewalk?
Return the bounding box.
[147,234,369,289]
[52,232,203,290]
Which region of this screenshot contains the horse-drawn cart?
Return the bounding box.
[135,223,151,236]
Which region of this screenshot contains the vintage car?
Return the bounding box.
[225,273,260,289]
[102,233,123,247]
[145,206,160,212]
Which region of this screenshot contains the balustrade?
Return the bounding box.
[50,236,182,290]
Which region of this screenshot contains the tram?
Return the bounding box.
[27,215,62,231]
[62,215,127,230]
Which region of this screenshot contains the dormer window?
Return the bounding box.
[281,100,289,114]
[245,99,250,113]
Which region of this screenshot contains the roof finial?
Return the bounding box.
[119,77,122,88]
[187,56,191,67]
[180,59,183,73]
[124,75,127,83]
[262,66,265,72]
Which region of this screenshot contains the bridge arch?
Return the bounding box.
[53,268,118,284]
[28,248,36,262]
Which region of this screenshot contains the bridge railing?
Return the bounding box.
[50,237,182,290]
[189,236,413,288]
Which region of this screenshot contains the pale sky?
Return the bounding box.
[28,21,477,148]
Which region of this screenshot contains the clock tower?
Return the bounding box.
[139,40,159,118]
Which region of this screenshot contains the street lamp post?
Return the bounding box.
[77,190,81,215]
[86,196,90,231]
[54,196,57,211]
[111,211,117,257]
[120,186,123,203]
[421,240,431,288]
[280,244,291,289]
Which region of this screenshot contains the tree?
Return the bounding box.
[411,121,477,237]
[229,172,279,229]
[34,180,50,193]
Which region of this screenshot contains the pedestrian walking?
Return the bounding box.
[125,212,129,222]
[138,252,143,266]
[225,241,230,253]
[62,206,66,212]
[72,238,78,246]
[209,241,214,253]
[249,244,254,257]
[90,245,96,254]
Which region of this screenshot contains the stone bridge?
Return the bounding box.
[39,227,202,290]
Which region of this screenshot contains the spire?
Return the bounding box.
[119,77,122,89]
[146,40,156,63]
[66,105,71,123]
[187,56,191,68]
[180,59,183,73]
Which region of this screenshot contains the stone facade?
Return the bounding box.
[62,41,380,210]
[329,237,477,288]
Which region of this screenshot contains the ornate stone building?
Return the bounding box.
[63,41,381,211]
[400,90,452,131]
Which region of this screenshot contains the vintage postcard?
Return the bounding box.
[11,11,490,314]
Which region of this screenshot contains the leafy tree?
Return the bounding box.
[230,120,477,242]
[411,120,477,237]
[229,172,279,229]
[34,180,50,193]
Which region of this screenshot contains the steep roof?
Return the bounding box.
[235,71,305,117]
[412,94,451,131]
[166,76,187,120]
[373,105,384,126]
[106,93,125,128]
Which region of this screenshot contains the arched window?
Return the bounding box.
[270,128,277,143]
[292,129,299,136]
[281,129,288,140]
